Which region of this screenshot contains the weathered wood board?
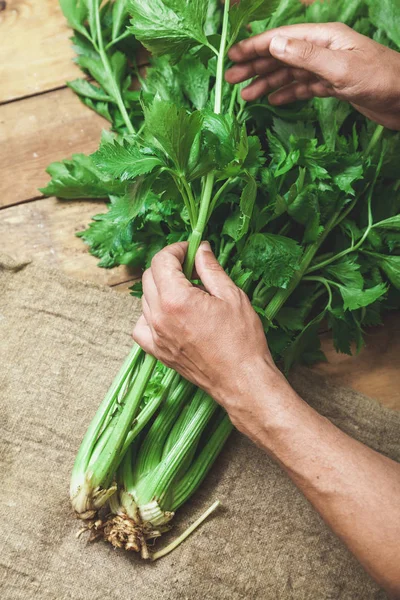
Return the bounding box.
[0,88,107,207]
[0,0,81,103]
[0,196,136,287]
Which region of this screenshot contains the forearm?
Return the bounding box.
[226,362,400,597]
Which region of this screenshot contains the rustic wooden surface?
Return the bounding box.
[0,0,399,409]
[0,0,81,103]
[0,88,108,207]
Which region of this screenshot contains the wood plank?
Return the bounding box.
[312,312,400,410]
[0,87,107,208]
[0,0,81,102]
[0,196,135,286]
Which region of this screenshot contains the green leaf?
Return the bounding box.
[370,253,400,289]
[328,307,363,355]
[92,139,163,180]
[315,98,352,151]
[273,118,316,150]
[229,0,280,45]
[40,154,126,199]
[283,312,326,372]
[223,176,257,242]
[67,79,112,102]
[374,215,400,230]
[129,0,209,62]
[339,283,387,311]
[110,51,127,86]
[333,163,363,195]
[241,233,302,289]
[275,307,305,332]
[286,184,323,243]
[325,257,363,289]
[112,0,130,40]
[179,56,211,110]
[59,0,88,35]
[77,179,157,267]
[367,0,400,48]
[144,99,204,173]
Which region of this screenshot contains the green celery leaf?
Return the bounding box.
[59,0,88,35]
[92,139,163,180]
[179,56,211,110]
[77,179,157,267]
[275,307,305,332]
[367,0,400,49]
[110,51,128,86]
[229,0,280,44]
[325,257,364,289]
[241,233,302,289]
[283,311,326,372]
[286,185,323,243]
[339,283,387,311]
[129,0,209,62]
[333,163,363,195]
[223,176,257,242]
[143,56,186,107]
[144,99,204,173]
[67,79,112,102]
[40,154,126,199]
[374,215,400,230]
[315,98,352,151]
[273,118,316,150]
[112,0,130,40]
[328,307,362,355]
[371,253,400,289]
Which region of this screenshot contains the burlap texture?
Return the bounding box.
[1,254,398,600]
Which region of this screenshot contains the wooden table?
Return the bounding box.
[1,0,399,408]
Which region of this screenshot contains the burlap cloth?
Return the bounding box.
[1,254,399,600]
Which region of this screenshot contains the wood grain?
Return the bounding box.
[0,0,81,102]
[313,313,400,409]
[0,87,107,208]
[0,196,136,286]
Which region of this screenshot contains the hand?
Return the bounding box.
[132,241,288,433]
[226,22,400,130]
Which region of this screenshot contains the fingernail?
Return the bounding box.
[200,241,212,252]
[270,35,288,56]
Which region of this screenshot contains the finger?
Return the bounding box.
[195,241,238,299]
[269,35,348,85]
[225,56,282,84]
[228,23,341,63]
[150,242,192,296]
[132,315,156,355]
[141,296,152,325]
[241,68,295,102]
[142,268,159,309]
[269,80,331,105]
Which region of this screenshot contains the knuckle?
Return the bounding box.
[150,253,162,270]
[152,314,166,336]
[331,58,350,89]
[142,268,152,284]
[333,22,350,34]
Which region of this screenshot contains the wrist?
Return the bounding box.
[216,355,304,447]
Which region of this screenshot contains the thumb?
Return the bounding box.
[195,242,237,299]
[270,35,345,84]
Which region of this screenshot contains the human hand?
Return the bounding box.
[226,23,400,130]
[132,242,289,433]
